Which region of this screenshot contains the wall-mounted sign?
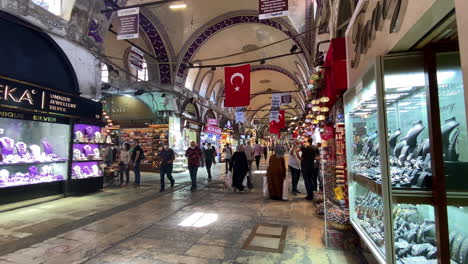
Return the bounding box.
[185,121,200,130]
[207,118,218,126]
[117,7,139,40]
[129,46,144,70]
[205,125,222,135]
[0,77,101,120]
[259,0,288,20]
[349,0,408,69]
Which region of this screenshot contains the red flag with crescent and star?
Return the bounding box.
[224,64,251,107]
[278,109,286,128]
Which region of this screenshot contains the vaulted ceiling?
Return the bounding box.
[103,0,311,128]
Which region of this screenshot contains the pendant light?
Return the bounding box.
[320,107,330,112]
[317,114,326,121]
[320,96,330,103]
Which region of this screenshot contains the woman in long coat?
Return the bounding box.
[266,145,286,200]
[230,145,249,192]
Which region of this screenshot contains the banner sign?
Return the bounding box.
[117,7,139,40]
[271,94,281,107]
[207,118,218,126]
[259,0,288,20]
[281,94,292,105]
[205,125,222,135]
[0,77,102,120]
[129,46,144,70]
[236,107,245,124]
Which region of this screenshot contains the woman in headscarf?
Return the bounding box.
[230,145,249,192]
[266,145,286,200]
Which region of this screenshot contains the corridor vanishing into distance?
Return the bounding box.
[0,160,363,264]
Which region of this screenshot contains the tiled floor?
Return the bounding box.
[0,158,366,264]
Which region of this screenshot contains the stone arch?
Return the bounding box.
[138,9,175,84]
[175,10,310,86]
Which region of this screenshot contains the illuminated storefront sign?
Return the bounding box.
[205,125,222,135]
[0,77,102,120]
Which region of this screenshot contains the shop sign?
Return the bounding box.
[349,0,408,68]
[205,125,222,135]
[281,94,292,105]
[0,77,102,120]
[321,126,334,141]
[259,0,288,20]
[129,46,144,70]
[0,109,69,124]
[207,118,218,126]
[186,122,200,130]
[117,7,139,40]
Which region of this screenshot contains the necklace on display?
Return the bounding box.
[15,142,28,156]
[0,137,15,154]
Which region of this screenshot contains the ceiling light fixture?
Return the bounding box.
[170,1,187,9]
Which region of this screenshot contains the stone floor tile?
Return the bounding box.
[185,244,227,260]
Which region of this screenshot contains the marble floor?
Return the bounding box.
[0,159,366,264]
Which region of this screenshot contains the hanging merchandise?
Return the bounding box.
[281,93,292,105]
[224,64,251,107]
[117,7,140,40]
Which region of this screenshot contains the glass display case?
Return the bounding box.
[72,124,106,180]
[0,118,69,188]
[345,50,468,264]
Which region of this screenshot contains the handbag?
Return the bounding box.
[225,171,233,188]
[263,175,269,198]
[242,173,248,187]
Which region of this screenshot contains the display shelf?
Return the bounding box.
[73,142,110,145]
[351,219,387,264]
[0,160,67,167]
[353,173,382,196]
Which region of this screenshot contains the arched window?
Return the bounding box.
[137,60,148,82]
[101,64,109,83]
[185,63,200,90]
[210,81,222,102]
[296,62,308,83]
[198,72,213,97]
[32,0,76,20]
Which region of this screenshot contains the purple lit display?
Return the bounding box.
[74,124,104,143]
[73,144,102,161]
[71,161,103,179]
[0,137,67,165]
[0,164,65,188]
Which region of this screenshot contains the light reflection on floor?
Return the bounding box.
[179,212,219,227]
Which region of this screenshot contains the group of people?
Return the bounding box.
[114,138,320,202]
[265,139,321,201]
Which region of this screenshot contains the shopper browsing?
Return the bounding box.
[185,141,202,192]
[130,139,144,186]
[297,138,319,200]
[118,143,131,186]
[159,143,175,192]
[288,142,302,195]
[253,141,263,170]
[204,143,217,181]
[223,143,233,174]
[244,141,254,189]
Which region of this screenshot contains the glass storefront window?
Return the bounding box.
[345,65,386,258]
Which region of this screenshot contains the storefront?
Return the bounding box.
[181,99,201,147]
[344,1,467,263]
[104,94,174,172]
[0,76,103,208]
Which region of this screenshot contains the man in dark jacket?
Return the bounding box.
[185,141,202,192]
[204,143,217,181]
[297,138,320,200]
[159,143,175,192]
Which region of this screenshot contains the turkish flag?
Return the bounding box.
[224,64,250,107]
[278,110,286,128]
[269,120,280,135]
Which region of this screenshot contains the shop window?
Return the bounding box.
[198,72,213,97]
[137,61,148,82]
[31,0,76,21]
[185,63,200,91]
[101,64,109,83]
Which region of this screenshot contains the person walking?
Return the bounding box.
[288,142,302,194]
[253,141,263,169]
[130,139,144,186]
[118,143,131,186]
[204,143,217,181]
[159,143,175,192]
[315,142,322,191]
[244,142,254,189]
[230,145,249,192]
[185,141,202,192]
[263,144,268,161]
[266,145,286,200]
[223,143,233,174]
[297,138,319,200]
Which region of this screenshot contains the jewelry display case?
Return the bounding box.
[345,50,468,264]
[0,118,69,188]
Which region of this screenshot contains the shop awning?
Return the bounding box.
[323,38,348,106]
